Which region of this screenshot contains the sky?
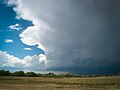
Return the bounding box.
[0,0,120,75]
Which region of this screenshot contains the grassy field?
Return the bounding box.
[0,76,120,90]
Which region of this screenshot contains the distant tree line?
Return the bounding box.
[0,70,119,78]
[0,70,75,78]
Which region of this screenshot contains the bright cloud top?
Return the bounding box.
[9,23,21,31]
[5,39,13,43]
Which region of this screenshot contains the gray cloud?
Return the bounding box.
[7,0,120,74]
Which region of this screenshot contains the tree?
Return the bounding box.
[0,70,10,76]
[25,72,37,77]
[5,70,10,76]
[12,71,25,76]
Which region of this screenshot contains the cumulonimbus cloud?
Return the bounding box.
[6,0,120,74]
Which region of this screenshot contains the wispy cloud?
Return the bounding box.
[5,39,13,43]
[24,48,32,51]
[9,23,22,31]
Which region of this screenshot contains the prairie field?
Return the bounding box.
[0,76,120,90]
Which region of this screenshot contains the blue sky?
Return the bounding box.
[0,2,44,59]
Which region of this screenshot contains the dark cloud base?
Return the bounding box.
[47,65,120,75]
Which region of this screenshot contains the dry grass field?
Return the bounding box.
[0,76,120,90]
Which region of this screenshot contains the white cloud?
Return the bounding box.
[5,39,13,43]
[9,23,21,31]
[6,0,97,68]
[0,51,48,71]
[23,48,32,51]
[6,0,120,73]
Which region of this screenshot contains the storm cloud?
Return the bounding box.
[7,0,120,74]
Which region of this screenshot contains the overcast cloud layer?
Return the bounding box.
[6,0,120,74]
